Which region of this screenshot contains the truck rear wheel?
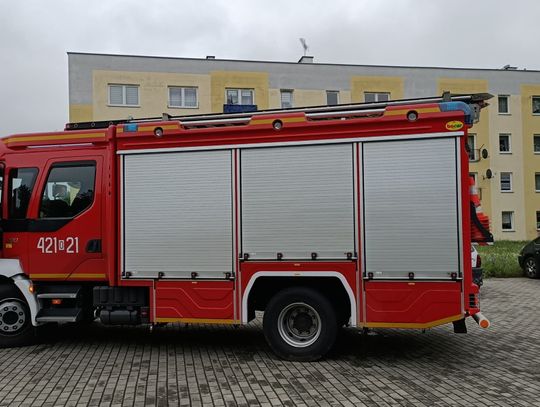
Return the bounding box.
[263,287,337,361]
[0,285,34,347]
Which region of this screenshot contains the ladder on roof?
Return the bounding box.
[64,92,492,131]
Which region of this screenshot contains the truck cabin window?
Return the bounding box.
[9,168,38,219]
[40,163,96,218]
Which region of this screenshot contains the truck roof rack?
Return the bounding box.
[65,92,492,131]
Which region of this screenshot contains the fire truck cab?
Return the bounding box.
[0,93,492,360]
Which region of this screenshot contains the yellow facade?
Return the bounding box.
[92,70,212,121]
[351,76,404,102]
[521,85,540,239]
[210,71,269,112]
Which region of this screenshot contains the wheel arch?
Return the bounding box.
[0,259,40,326]
[242,271,357,325]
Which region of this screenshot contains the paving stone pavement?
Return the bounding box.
[0,278,539,406]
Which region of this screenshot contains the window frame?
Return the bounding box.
[467,133,478,161]
[533,96,540,115]
[535,173,540,193]
[326,90,339,106]
[225,88,255,105]
[168,86,199,109]
[501,211,514,231]
[536,211,540,231]
[497,95,510,114]
[534,135,540,154]
[108,84,140,107]
[500,172,513,192]
[364,92,391,103]
[38,161,97,219]
[8,167,39,219]
[280,89,294,109]
[499,133,512,154]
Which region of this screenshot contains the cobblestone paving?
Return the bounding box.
[0,278,539,406]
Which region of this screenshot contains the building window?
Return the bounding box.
[533,96,540,114]
[498,95,509,114]
[501,211,514,231]
[281,90,293,108]
[40,163,96,218]
[168,87,198,108]
[364,92,390,103]
[536,211,540,230]
[326,91,339,106]
[536,173,540,192]
[108,84,139,106]
[500,172,512,192]
[534,135,540,153]
[226,89,254,105]
[467,134,477,161]
[499,134,511,153]
[8,168,38,219]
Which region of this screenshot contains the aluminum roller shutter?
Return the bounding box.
[241,144,355,260]
[123,150,233,279]
[362,137,460,279]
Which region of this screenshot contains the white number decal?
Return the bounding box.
[37,237,79,254]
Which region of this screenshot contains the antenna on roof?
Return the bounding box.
[299,38,309,56]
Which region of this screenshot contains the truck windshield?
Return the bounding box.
[9,168,38,219]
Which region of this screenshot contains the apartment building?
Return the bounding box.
[68,52,540,240]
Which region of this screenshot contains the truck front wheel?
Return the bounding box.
[263,287,337,361]
[0,285,34,347]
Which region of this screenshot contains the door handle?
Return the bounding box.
[86,239,102,253]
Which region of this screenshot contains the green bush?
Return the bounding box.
[476,240,527,278]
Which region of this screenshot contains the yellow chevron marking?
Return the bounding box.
[155,317,239,324]
[384,107,441,116]
[4,133,106,144]
[250,117,306,125]
[361,314,463,329]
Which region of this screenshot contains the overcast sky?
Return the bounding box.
[1,0,539,135]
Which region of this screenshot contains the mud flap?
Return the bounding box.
[453,318,467,334]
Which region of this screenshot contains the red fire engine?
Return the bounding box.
[0,93,492,360]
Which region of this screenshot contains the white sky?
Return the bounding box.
[0,0,539,135]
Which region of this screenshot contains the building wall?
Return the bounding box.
[67,52,540,241]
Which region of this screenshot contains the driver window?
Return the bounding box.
[40,162,96,218]
[9,168,38,219]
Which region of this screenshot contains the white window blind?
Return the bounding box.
[109,84,139,106]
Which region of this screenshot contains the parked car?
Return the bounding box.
[518,237,540,279]
[471,245,483,287]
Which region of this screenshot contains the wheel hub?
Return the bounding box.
[525,259,537,277]
[0,301,27,334]
[278,303,321,348]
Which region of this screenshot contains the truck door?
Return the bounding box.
[26,157,106,281]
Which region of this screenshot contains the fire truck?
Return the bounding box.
[0,93,492,361]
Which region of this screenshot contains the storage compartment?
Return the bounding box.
[240,144,355,260]
[122,150,233,279]
[362,137,461,280]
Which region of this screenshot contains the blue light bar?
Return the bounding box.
[439,102,473,125]
[124,123,138,132]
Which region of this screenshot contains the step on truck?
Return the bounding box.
[0,93,493,361]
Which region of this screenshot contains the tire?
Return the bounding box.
[263,287,337,362]
[0,284,34,347]
[523,256,540,279]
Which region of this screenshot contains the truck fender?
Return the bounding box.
[242,271,357,325]
[0,259,40,326]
